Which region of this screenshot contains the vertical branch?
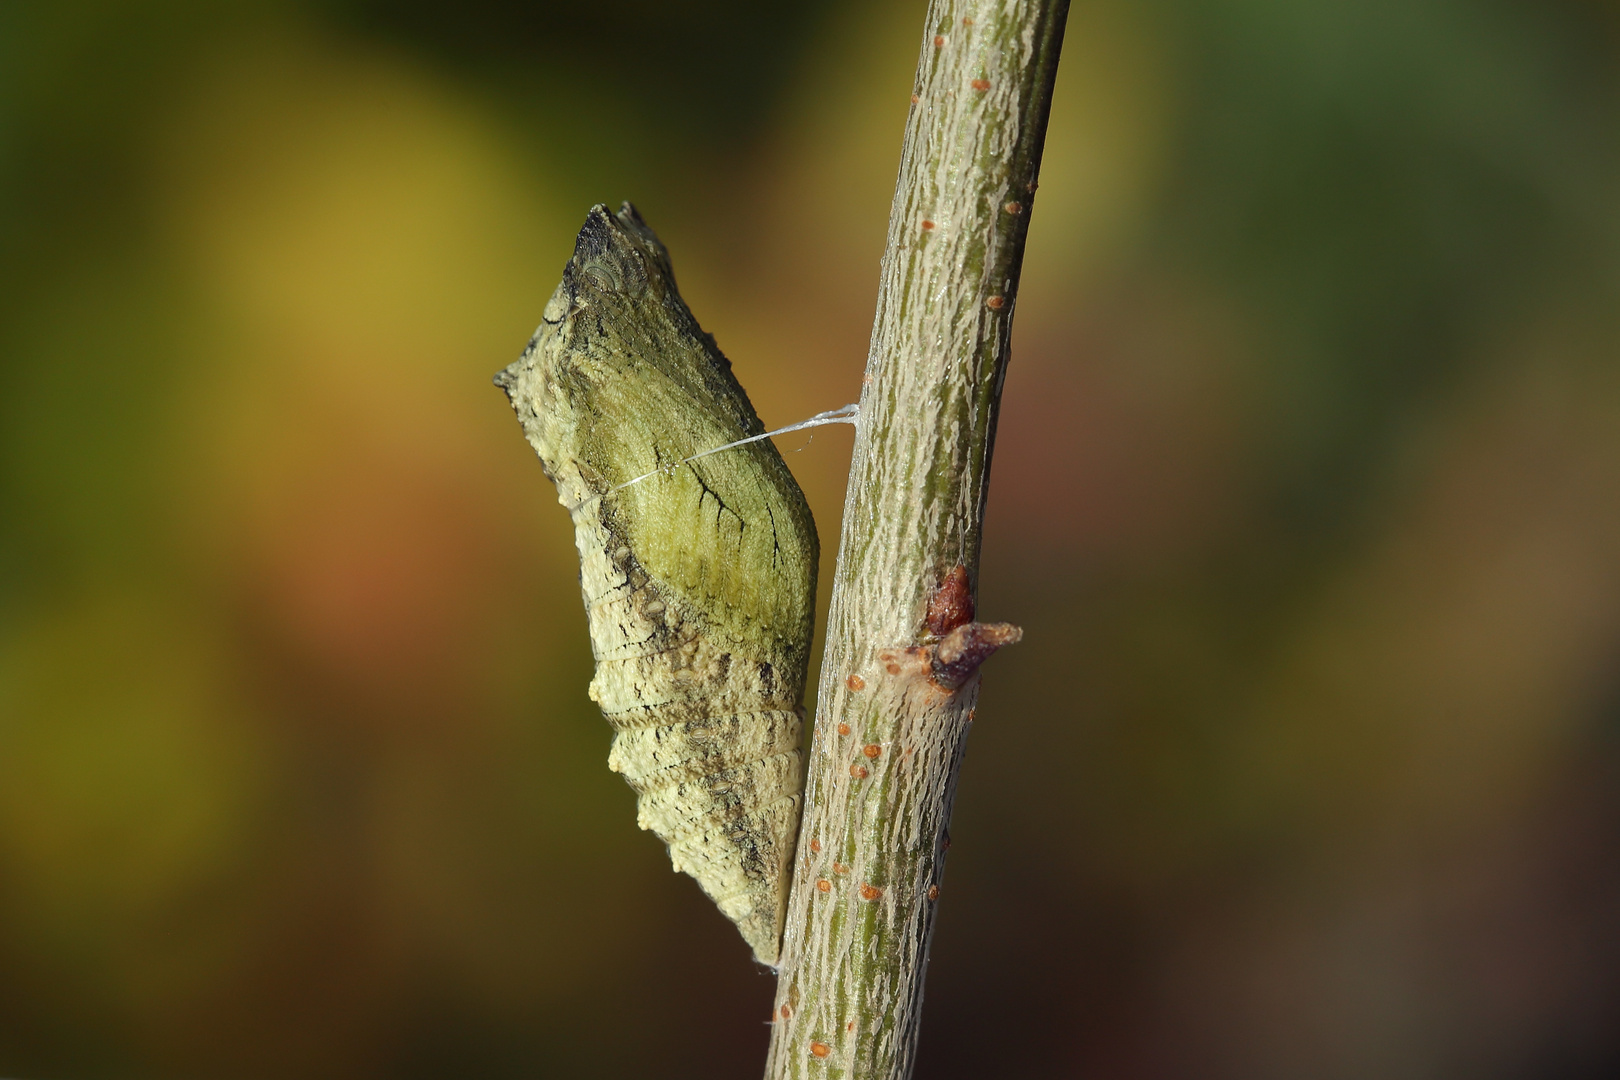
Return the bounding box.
[765,1,1069,1077]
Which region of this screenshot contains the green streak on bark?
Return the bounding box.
[764,2,1069,1078]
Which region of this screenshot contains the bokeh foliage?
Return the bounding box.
[2,1,1619,1077]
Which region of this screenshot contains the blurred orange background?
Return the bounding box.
[3,1,1619,1077]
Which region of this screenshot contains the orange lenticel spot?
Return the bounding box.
[833,862,848,874]
[837,722,851,736]
[920,219,935,230]
[933,35,946,47]
[885,662,901,675]
[863,744,882,759]
[1005,201,1023,214]
[847,1020,856,1032]
[850,763,869,779]
[810,1042,831,1058]
[962,16,973,25]
[987,295,1005,310]
[971,78,990,91]
[809,838,821,852]
[781,1004,792,1019]
[847,674,866,691]
[816,878,832,892]
[928,885,940,900]
[859,883,884,901]
[910,93,920,103]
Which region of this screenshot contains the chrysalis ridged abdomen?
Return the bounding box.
[495,203,816,964]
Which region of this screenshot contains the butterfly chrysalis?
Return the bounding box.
[495,203,817,965]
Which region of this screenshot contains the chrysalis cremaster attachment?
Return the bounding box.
[494,202,817,965]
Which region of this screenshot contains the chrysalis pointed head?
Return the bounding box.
[493,203,685,475]
[554,202,675,318]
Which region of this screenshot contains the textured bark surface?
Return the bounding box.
[763,1,1068,1076]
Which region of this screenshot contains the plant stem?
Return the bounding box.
[763,1,1068,1077]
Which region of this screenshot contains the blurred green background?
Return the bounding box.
[3,0,1619,1076]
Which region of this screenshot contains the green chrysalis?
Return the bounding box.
[496,203,817,964]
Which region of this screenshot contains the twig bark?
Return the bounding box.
[764,2,1069,1077]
